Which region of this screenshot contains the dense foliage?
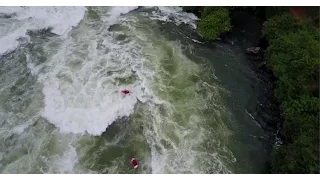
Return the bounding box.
[262,13,300,42]
[262,13,320,174]
[198,7,231,40]
[268,30,319,101]
[305,7,320,24]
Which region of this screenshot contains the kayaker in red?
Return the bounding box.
[121,89,131,95]
[130,157,139,169]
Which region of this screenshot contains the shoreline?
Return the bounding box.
[183,7,282,173]
[184,6,319,173]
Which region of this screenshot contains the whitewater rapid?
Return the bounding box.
[0,7,87,55]
[0,6,198,136]
[0,6,242,174]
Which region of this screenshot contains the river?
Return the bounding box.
[0,6,272,174]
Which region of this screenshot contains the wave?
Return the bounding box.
[0,7,86,55]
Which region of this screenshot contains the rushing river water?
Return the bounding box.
[0,6,272,174]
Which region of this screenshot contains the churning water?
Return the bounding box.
[0,6,270,174]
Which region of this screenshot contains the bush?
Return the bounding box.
[300,19,320,40]
[198,7,231,40]
[282,95,319,119]
[201,6,223,18]
[283,114,319,143]
[262,13,300,42]
[281,95,319,143]
[264,11,320,174]
[262,13,320,42]
[271,134,319,174]
[266,30,320,101]
[274,75,303,101]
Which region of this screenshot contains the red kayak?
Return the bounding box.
[121,89,131,95]
[130,157,139,169]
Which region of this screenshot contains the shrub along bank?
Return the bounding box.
[262,13,319,173]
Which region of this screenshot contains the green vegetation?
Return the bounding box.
[268,30,319,101]
[262,13,320,174]
[304,7,320,25]
[201,7,223,19]
[262,13,300,42]
[198,7,231,40]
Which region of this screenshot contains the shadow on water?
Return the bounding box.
[153,10,276,173]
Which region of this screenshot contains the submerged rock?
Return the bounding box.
[246,46,260,54]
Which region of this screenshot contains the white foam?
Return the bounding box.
[26,54,43,76]
[41,78,140,136]
[0,7,86,55]
[53,145,79,173]
[33,8,155,136]
[191,38,204,44]
[142,6,199,29]
[150,146,166,173]
[0,25,27,55]
[101,6,138,24]
[0,6,22,15]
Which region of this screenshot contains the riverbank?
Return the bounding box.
[182,7,281,173]
[182,6,319,173]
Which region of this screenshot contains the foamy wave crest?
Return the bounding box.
[34,8,155,136]
[142,6,199,29]
[0,7,86,55]
[100,6,138,24]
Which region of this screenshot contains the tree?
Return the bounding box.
[201,6,223,18]
[271,134,319,174]
[282,95,319,119]
[198,7,231,40]
[264,11,320,174]
[262,13,300,42]
[266,30,320,101]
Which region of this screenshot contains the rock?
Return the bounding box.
[246,46,264,61]
[246,46,260,54]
